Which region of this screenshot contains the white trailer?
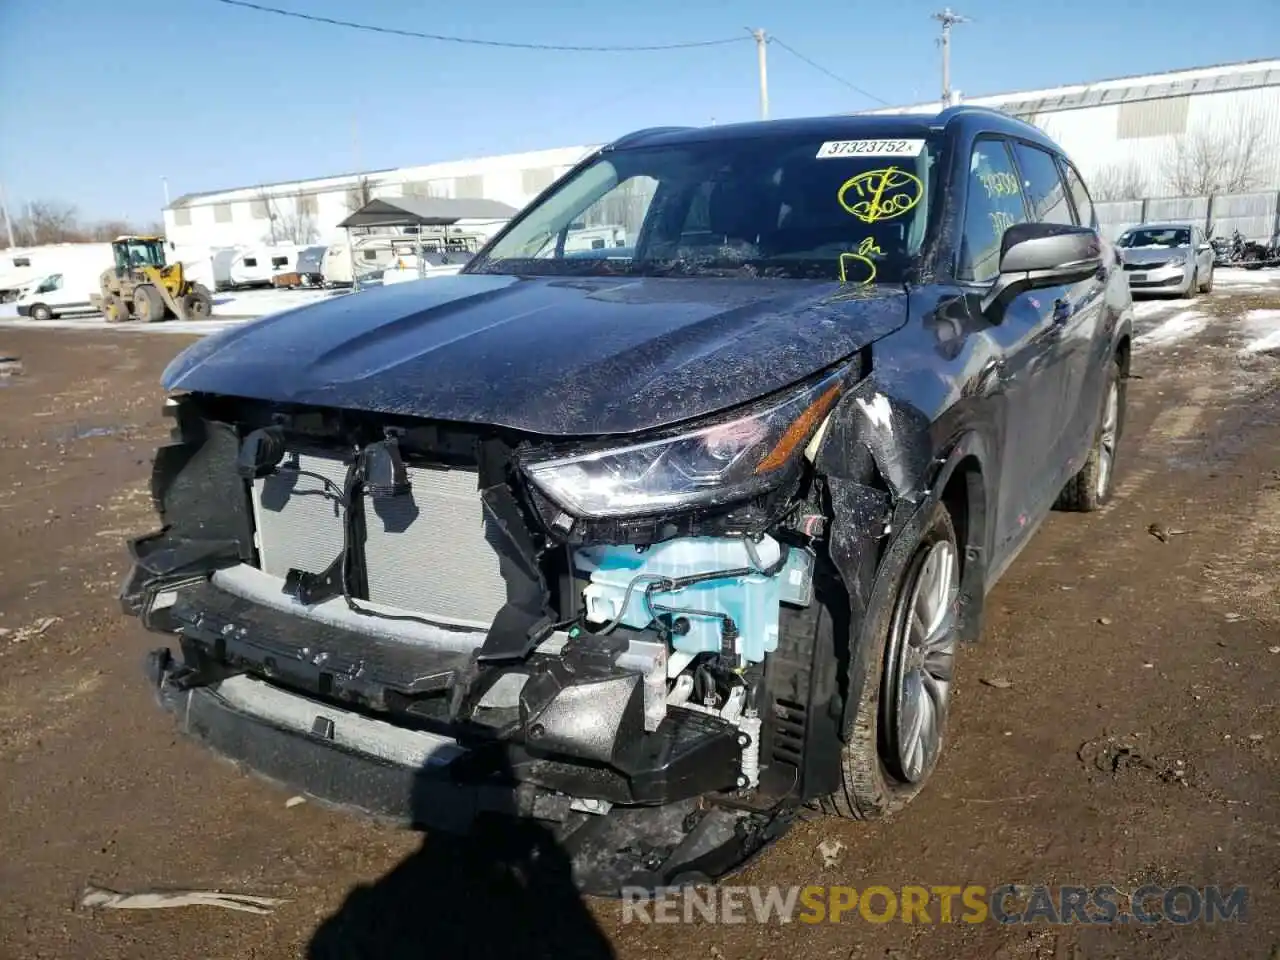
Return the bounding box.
[227,245,305,288]
[0,243,113,301]
[321,237,398,287]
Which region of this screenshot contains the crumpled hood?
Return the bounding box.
[164,274,908,436]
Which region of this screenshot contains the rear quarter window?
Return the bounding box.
[1061,162,1096,228]
[1011,142,1073,225]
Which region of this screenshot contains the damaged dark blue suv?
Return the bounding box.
[121,106,1133,894]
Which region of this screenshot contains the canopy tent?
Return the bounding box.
[337,197,519,288]
[337,196,519,230]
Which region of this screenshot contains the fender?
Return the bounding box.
[830,433,993,743]
[813,378,996,748]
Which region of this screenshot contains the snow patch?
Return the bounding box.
[1242,308,1280,354]
[1215,269,1280,287]
[1135,310,1208,346]
[0,287,345,336]
[1131,299,1183,320]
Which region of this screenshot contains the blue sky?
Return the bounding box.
[1,0,1277,222]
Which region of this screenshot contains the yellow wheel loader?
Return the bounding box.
[92,236,214,323]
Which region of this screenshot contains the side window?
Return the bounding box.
[959,138,1028,283]
[1011,143,1073,225]
[1060,161,1096,229]
[242,257,258,267]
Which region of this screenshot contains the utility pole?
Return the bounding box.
[0,182,15,249]
[751,29,769,121]
[931,7,970,105]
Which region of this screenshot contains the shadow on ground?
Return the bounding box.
[307,812,616,960]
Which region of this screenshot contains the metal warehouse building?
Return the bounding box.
[163,57,1280,251]
[161,144,597,250]
[863,58,1280,201]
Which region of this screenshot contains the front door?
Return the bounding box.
[956,137,1072,557]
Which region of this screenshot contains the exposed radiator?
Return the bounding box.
[251,450,508,629]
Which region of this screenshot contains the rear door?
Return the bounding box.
[1027,150,1108,474]
[956,137,1067,556]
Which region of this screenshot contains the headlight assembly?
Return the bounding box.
[522,369,848,518]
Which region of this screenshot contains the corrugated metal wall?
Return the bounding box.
[1095,190,1280,243]
[1031,86,1280,196]
[1210,191,1279,241]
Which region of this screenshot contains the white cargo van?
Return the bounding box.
[15,268,102,320]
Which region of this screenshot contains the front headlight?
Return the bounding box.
[522,369,847,518]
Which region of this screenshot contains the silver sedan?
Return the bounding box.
[1116,222,1215,297]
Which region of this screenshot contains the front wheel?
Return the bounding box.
[133,284,166,323]
[823,501,961,819]
[29,302,52,321]
[1200,266,1214,293]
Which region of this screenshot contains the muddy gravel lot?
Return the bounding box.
[1,275,1278,960]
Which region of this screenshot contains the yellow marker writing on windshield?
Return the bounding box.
[838,237,885,285]
[839,167,923,224]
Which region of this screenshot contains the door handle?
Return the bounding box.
[1051,298,1073,326]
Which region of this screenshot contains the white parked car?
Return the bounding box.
[1116,223,1215,297]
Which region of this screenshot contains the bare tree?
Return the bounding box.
[255,187,280,245]
[0,201,159,248]
[1090,162,1148,202]
[21,200,82,244]
[86,219,136,241]
[345,176,376,213]
[1162,118,1267,196]
[271,192,319,244]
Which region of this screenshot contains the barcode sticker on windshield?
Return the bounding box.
[816,139,926,159]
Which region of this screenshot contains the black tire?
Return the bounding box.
[104,295,131,323]
[29,302,52,321]
[182,284,213,320]
[133,284,166,323]
[1181,270,1198,298]
[1200,266,1214,293]
[1057,356,1125,512]
[822,501,961,820]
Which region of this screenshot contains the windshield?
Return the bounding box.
[1119,227,1191,248]
[469,134,939,285]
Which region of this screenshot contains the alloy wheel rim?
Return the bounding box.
[885,539,959,784]
[1096,382,1120,498]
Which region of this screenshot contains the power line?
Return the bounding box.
[212,0,751,51]
[768,37,890,106]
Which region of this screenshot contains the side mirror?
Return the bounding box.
[1197,243,1212,253]
[981,222,1103,316]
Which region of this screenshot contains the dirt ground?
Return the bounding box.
[1,278,1277,960]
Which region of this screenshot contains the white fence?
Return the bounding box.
[1095,191,1280,244]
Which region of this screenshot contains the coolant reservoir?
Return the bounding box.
[574,537,785,663]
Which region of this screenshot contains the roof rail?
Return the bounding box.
[934,103,1012,123]
[605,126,698,150]
[933,103,1044,133]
